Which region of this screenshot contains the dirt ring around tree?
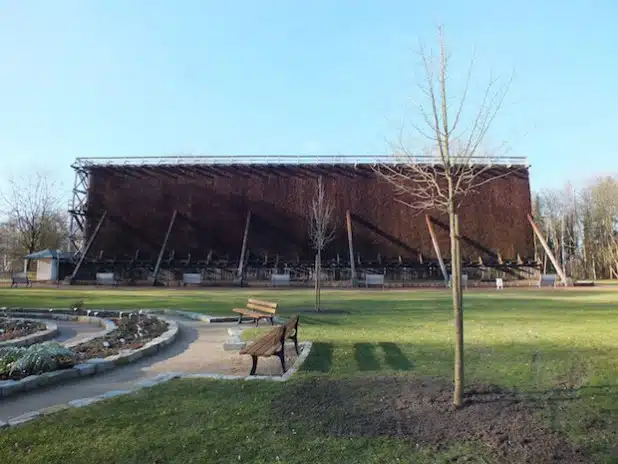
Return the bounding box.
[274,376,591,463]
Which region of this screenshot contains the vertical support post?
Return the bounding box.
[152,210,178,286]
[527,214,568,285]
[425,215,448,284]
[69,210,107,283]
[237,211,252,282]
[345,210,356,286]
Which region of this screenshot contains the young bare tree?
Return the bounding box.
[309,176,336,311]
[0,173,65,269]
[375,27,513,408]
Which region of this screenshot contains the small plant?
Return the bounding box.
[71,300,84,311]
[0,342,77,380]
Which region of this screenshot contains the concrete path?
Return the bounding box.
[0,316,295,421]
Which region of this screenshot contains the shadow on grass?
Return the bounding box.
[379,342,413,371]
[354,343,381,371]
[302,342,333,372]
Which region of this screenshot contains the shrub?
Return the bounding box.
[0,342,77,379]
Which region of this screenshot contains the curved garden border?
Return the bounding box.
[1,340,313,428]
[0,310,179,399]
[0,319,59,348]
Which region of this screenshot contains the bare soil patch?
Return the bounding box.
[0,318,46,341]
[274,376,590,463]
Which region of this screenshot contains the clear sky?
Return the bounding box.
[1,1,617,201]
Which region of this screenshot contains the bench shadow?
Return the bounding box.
[354,343,381,371]
[379,342,414,371]
[302,342,333,373]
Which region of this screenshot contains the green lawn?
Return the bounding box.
[1,287,618,462]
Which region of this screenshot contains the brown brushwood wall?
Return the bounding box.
[85,164,533,263]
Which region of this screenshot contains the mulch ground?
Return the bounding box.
[274,376,590,463]
[0,318,46,341]
[73,315,168,359]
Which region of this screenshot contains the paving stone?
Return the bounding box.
[182,373,223,380]
[86,358,115,373]
[223,341,246,351]
[100,389,132,399]
[73,363,96,376]
[20,375,42,390]
[0,380,23,397]
[39,404,70,415]
[69,397,103,408]
[41,368,79,384]
[8,411,41,426]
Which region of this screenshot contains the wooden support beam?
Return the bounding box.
[152,210,178,286]
[346,210,356,285]
[527,214,568,285]
[425,215,448,284]
[497,251,503,265]
[69,211,107,283]
[237,211,252,281]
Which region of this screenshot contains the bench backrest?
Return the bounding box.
[240,325,285,356]
[247,298,278,314]
[12,272,29,283]
[284,314,299,338]
[539,274,557,287]
[366,274,384,285]
[96,272,116,283]
[271,274,290,285]
[183,273,202,284]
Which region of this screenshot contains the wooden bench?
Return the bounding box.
[365,273,385,289]
[240,314,301,375]
[11,272,31,288]
[271,273,290,287]
[538,274,557,288]
[240,325,286,375]
[96,272,118,286]
[233,298,278,326]
[182,273,202,286]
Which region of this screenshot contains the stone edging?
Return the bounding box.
[2,312,117,348]
[0,313,179,399]
[0,340,313,429]
[0,319,59,348]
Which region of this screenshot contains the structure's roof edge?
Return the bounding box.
[73,155,529,168]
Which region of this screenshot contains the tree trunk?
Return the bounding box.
[314,252,320,312]
[450,211,464,408]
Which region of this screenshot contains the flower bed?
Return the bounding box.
[0,318,46,341]
[0,315,168,381]
[73,315,168,359]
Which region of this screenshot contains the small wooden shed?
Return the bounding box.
[23,249,74,282]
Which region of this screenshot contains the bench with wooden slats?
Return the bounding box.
[284,314,300,355]
[233,298,278,326]
[240,314,301,375]
[240,325,286,375]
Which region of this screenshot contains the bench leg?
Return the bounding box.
[276,348,286,373]
[249,355,258,375]
[292,334,299,355]
[237,314,243,324]
[270,316,275,326]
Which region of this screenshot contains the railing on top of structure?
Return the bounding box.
[73,154,529,168]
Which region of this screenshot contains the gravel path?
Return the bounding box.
[0,316,296,421]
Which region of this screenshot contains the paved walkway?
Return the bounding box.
[0,316,295,421]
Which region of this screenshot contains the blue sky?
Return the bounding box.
[1,1,617,201]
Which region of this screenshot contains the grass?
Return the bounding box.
[1,286,618,462]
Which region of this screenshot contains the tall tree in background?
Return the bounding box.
[0,173,67,269]
[308,176,336,312]
[375,26,512,408]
